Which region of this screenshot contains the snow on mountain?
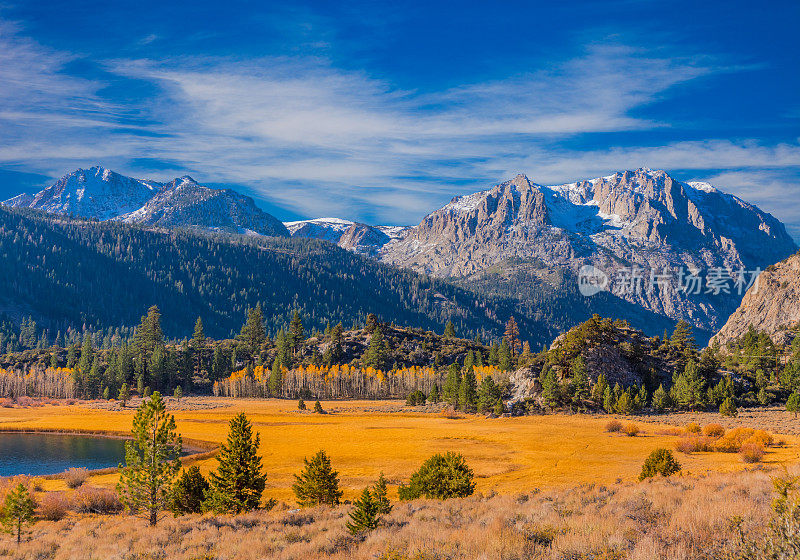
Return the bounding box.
[10,166,162,220]
[4,167,288,237]
[378,168,798,331]
[285,218,409,255]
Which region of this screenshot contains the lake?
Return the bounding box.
[0,432,128,477]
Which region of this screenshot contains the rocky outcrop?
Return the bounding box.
[711,252,800,347]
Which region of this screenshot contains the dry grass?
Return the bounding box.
[703,423,726,438]
[2,398,799,502]
[605,419,623,432]
[62,467,89,489]
[740,443,765,463]
[622,423,640,437]
[0,467,790,560]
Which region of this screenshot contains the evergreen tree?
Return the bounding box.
[298,398,307,410]
[504,317,521,357]
[540,368,560,408]
[570,356,590,404]
[652,384,670,412]
[269,359,283,397]
[443,320,456,338]
[442,364,461,407]
[76,334,93,397]
[274,329,291,369]
[498,339,512,370]
[288,310,305,354]
[211,345,226,381]
[170,466,209,515]
[363,328,389,370]
[1,483,35,544]
[205,413,266,513]
[292,450,343,507]
[346,488,379,534]
[314,400,324,413]
[493,398,505,415]
[603,385,616,413]
[239,304,266,357]
[786,391,800,418]
[87,356,102,399]
[458,368,477,412]
[398,452,475,500]
[372,472,392,515]
[720,397,738,417]
[118,383,130,407]
[477,376,501,413]
[191,317,206,375]
[427,383,440,404]
[592,373,608,406]
[117,392,183,526]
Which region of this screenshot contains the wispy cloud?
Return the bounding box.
[0,18,797,237]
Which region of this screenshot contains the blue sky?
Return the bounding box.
[1,0,799,237]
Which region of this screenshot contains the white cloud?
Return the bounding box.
[0,19,798,239]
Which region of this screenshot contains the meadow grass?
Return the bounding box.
[2,398,799,502]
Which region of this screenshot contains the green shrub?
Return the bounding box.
[398,452,475,500]
[639,448,681,481]
[405,390,427,406]
[720,397,738,417]
[170,466,209,515]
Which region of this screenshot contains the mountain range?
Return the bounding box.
[5,165,797,340]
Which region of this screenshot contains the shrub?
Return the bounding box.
[714,428,762,453]
[744,430,774,448]
[72,486,123,514]
[38,492,69,521]
[605,419,623,433]
[740,443,765,463]
[702,423,725,438]
[639,448,681,481]
[623,423,640,437]
[685,422,702,434]
[675,436,713,454]
[313,400,324,414]
[63,467,89,489]
[298,398,306,410]
[405,390,427,406]
[398,452,475,500]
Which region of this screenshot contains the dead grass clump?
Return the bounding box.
[655,426,684,436]
[623,423,640,437]
[685,422,702,434]
[72,486,123,514]
[739,443,765,463]
[39,491,70,521]
[702,423,725,438]
[675,436,714,454]
[605,419,623,433]
[0,397,13,407]
[63,466,89,488]
[439,409,463,420]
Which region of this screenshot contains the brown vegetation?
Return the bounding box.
[0,468,794,559]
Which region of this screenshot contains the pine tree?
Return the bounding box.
[363,328,389,370]
[427,383,440,404]
[786,391,800,418]
[239,304,266,357]
[118,383,130,407]
[570,356,590,404]
[652,384,670,411]
[372,472,392,515]
[540,368,560,408]
[493,398,505,415]
[76,334,93,397]
[170,466,209,515]
[117,392,183,526]
[269,359,283,397]
[592,373,608,406]
[477,376,500,413]
[442,364,461,407]
[720,397,738,417]
[292,450,343,507]
[298,398,306,410]
[314,400,324,413]
[459,368,477,412]
[603,385,616,413]
[346,488,379,534]
[498,339,512,370]
[206,413,266,513]
[191,317,206,375]
[443,320,456,338]
[504,317,521,357]
[1,483,35,544]
[288,310,305,354]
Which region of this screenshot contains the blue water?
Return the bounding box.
[0,432,128,477]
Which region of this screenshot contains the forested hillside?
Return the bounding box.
[0,207,544,343]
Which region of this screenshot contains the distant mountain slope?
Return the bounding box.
[117,176,288,237]
[4,166,160,219]
[378,169,797,331]
[4,166,288,237]
[711,251,800,347]
[0,207,550,344]
[285,217,406,256]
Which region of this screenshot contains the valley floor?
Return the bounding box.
[1,398,799,500]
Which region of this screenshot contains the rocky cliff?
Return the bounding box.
[711,251,800,346]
